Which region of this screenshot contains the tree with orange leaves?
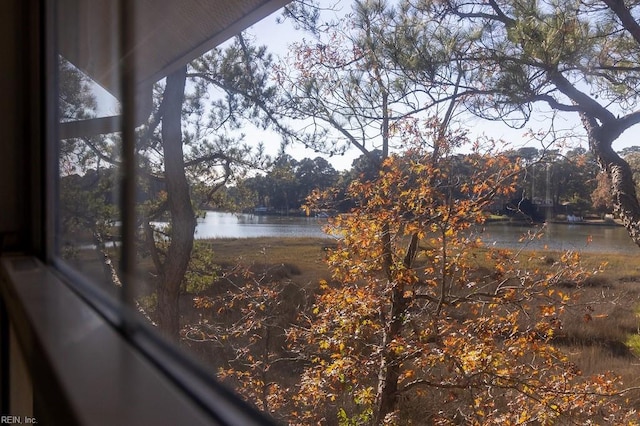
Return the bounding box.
[288,132,636,424]
[272,1,638,422]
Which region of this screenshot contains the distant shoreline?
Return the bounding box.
[485,216,623,227]
[546,219,623,226]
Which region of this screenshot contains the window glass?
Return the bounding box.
[51,0,640,424]
[52,1,299,421]
[56,1,123,297]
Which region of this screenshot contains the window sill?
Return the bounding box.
[0,256,271,426]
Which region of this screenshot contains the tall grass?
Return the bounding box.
[195,237,640,409]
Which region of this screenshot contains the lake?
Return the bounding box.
[476,221,640,254]
[195,211,329,239]
[195,211,640,254]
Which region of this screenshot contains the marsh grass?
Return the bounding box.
[200,236,335,285]
[453,247,640,391]
[197,238,640,399]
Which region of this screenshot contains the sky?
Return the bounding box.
[241,1,639,170]
[242,3,362,170]
[89,0,640,172]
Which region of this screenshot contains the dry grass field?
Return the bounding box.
[198,237,640,404]
[75,234,640,418]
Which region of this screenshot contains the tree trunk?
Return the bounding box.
[157,66,196,338]
[374,283,407,425]
[373,234,418,424]
[581,114,640,247]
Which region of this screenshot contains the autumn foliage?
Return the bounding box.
[284,144,637,424]
[186,263,304,417]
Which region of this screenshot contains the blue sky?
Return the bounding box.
[90,0,640,172]
[243,1,639,170]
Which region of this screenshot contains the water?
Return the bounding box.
[475,222,640,254]
[195,211,328,239]
[195,212,640,254]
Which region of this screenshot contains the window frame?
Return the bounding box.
[0,0,284,424]
[2,257,275,425]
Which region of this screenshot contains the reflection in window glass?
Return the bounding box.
[53,0,299,421]
[57,1,123,296]
[58,127,123,297]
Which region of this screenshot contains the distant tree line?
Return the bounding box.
[212,145,640,219]
[59,142,640,223]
